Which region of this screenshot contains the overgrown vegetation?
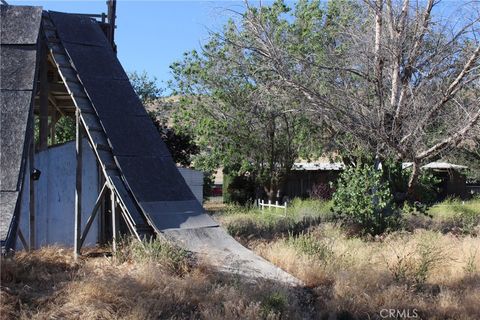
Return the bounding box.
[0,239,305,320]
[405,197,480,235]
[255,225,480,319]
[215,199,332,239]
[2,199,478,319]
[219,198,480,240]
[332,164,400,235]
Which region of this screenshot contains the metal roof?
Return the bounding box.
[293,161,469,171]
[403,162,468,170]
[292,162,345,171]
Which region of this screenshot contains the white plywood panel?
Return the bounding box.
[17,140,99,248]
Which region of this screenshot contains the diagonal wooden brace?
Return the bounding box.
[78,182,108,249]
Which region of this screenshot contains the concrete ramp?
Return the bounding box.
[0,8,302,285]
[45,11,302,285]
[164,227,302,285]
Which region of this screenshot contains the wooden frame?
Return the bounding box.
[74,109,83,258]
[33,13,145,258]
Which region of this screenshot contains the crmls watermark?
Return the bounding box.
[379,309,419,319]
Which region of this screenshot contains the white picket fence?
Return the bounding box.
[257,199,288,214]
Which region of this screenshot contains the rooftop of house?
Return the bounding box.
[292,161,469,171]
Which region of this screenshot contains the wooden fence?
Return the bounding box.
[257,199,288,214]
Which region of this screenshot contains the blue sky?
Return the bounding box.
[8,0,471,94]
[9,1,248,91]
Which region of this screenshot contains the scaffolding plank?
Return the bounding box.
[64,81,87,98]
[80,113,102,129]
[58,67,79,82]
[51,52,71,67]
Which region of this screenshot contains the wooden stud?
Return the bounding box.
[98,166,106,246]
[39,40,49,150]
[111,190,118,253]
[50,108,57,145]
[17,229,29,251]
[74,110,83,258]
[79,182,108,248]
[29,132,35,250]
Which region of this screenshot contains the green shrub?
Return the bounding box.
[332,165,400,235]
[261,292,287,317]
[115,237,191,275]
[285,232,333,261]
[223,173,255,205]
[383,160,441,208]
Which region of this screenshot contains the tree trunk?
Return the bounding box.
[407,161,420,202]
[265,186,278,202]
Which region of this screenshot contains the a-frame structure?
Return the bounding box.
[1,3,302,285]
[1,4,218,255]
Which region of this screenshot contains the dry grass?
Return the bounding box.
[0,242,306,320]
[2,198,479,319]
[253,224,480,319]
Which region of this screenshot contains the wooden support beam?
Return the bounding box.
[29,132,35,250]
[111,190,118,253]
[49,97,67,118]
[74,110,83,258]
[48,82,68,93]
[78,182,108,249]
[99,167,106,246]
[54,98,76,108]
[17,229,29,251]
[50,108,57,145]
[117,205,137,239]
[39,41,49,151]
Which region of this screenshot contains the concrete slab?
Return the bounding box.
[164,226,302,285]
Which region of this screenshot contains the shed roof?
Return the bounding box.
[402,162,468,170]
[292,161,469,172]
[292,162,345,171]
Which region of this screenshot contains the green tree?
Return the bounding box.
[237,0,479,198]
[128,71,162,105]
[170,4,323,200]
